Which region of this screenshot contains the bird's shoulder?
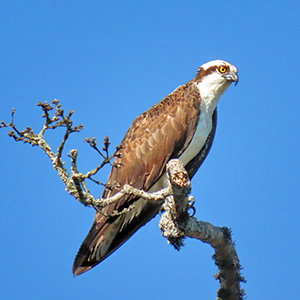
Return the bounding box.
[122,81,201,145]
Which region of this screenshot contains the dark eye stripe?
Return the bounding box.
[194,65,218,82]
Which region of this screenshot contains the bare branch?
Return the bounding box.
[159,159,245,300]
[94,184,171,210]
[186,219,245,300]
[159,159,191,249]
[1,102,245,299]
[1,100,94,208]
[83,137,117,180]
[84,137,106,159]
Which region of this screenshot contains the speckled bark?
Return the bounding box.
[159,159,245,300]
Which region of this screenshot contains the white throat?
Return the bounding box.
[178,80,230,166]
[197,73,231,114]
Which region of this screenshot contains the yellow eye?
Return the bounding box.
[219,66,227,73]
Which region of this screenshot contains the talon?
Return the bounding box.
[159,204,166,216]
[187,196,196,216]
[189,205,196,217]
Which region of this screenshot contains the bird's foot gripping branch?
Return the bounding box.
[1,100,245,300]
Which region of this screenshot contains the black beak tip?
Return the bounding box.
[234,75,239,86]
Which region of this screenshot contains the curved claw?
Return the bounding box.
[188,205,196,217]
[187,196,196,216]
[159,204,165,216]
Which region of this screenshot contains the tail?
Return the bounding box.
[72,214,123,276]
[72,198,161,276]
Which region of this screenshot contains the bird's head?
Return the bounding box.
[194,60,238,103]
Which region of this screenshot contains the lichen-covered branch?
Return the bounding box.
[186,219,246,300]
[159,159,192,249]
[159,159,246,300]
[1,101,245,299]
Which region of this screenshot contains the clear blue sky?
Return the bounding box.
[1,1,299,299]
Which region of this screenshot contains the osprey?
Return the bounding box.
[73,60,238,276]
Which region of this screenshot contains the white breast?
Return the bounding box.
[178,104,212,166]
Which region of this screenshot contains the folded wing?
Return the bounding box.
[73,82,204,276]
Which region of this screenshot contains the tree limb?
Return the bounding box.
[1,100,245,299]
[159,159,246,300]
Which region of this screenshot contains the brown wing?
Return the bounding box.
[73,82,202,276]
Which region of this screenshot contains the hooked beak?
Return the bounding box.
[223,73,239,86]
